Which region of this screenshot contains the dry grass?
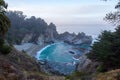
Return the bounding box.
[95,69,120,80]
[0,48,65,80]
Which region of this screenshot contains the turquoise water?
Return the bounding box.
[36,42,89,75]
[37,43,78,63]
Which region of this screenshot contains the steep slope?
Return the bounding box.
[95,69,120,80]
[0,48,65,80]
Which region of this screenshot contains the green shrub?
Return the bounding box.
[0,39,5,46]
[65,71,89,80]
[87,27,120,71]
[96,64,106,72]
[0,39,12,54]
[65,76,70,80]
[73,71,87,77]
[0,45,12,54]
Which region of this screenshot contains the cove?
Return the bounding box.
[36,43,83,75]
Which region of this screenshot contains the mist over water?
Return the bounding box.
[56,24,115,37]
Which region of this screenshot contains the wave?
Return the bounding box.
[36,43,60,60]
[72,57,79,61]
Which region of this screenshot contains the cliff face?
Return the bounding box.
[13,24,92,58]
[21,33,33,44]
[6,11,92,45]
[20,29,92,46]
[19,23,58,44]
[58,32,92,45]
[5,11,94,78]
[44,23,58,43]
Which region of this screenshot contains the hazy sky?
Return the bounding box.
[6,0,117,36]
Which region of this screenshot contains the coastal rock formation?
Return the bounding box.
[58,32,76,42]
[6,11,92,46]
[13,23,92,58]
[73,33,92,45]
[21,33,33,44]
[14,23,58,45]
[77,55,91,71]
[58,32,92,45]
[6,11,93,76]
[36,34,44,45]
[44,23,58,43]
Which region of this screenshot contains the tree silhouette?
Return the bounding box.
[104,1,120,25]
[0,0,10,39]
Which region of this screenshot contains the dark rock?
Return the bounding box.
[58,32,92,45]
[69,51,75,54]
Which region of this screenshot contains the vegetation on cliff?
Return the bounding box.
[0,0,10,38]
[6,11,49,44]
[1,0,120,79]
[0,48,65,80]
[0,0,66,80]
[6,11,92,46]
[95,69,120,80]
[0,0,11,54]
[88,1,120,72]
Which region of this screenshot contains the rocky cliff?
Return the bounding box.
[43,23,58,43]
[20,31,92,46]
[6,11,92,46]
[17,23,59,45]
[58,32,92,45]
[6,11,93,76]
[14,31,92,58]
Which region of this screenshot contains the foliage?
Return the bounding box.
[104,1,120,25]
[0,44,12,54]
[0,0,11,54]
[96,64,106,72]
[6,11,53,44]
[65,71,91,80]
[88,26,120,71]
[0,39,12,54]
[95,69,120,80]
[0,0,10,38]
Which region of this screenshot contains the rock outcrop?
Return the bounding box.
[77,55,92,72]
[58,32,92,45]
[7,11,92,50]
[7,11,93,76]
[44,23,58,43]
[19,23,58,45]
[21,33,33,44]
[14,22,92,58]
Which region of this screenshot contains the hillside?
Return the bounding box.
[95,69,120,80]
[0,48,65,80]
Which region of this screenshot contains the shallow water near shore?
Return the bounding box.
[36,42,89,75]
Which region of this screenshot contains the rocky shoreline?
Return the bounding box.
[14,41,92,75]
[14,43,48,57]
[12,21,93,75]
